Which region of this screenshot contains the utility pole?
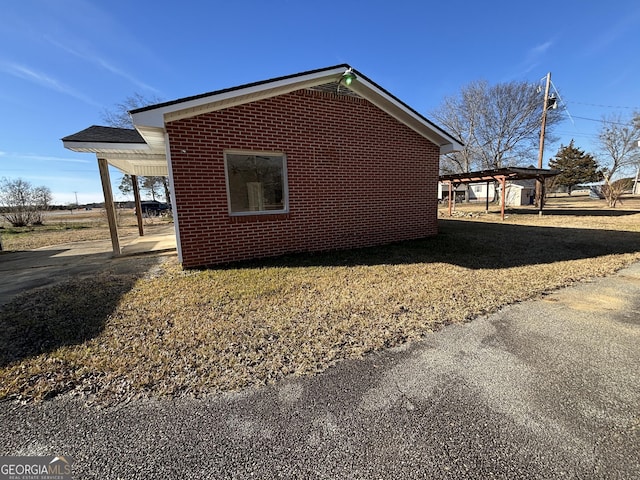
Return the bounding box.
[71,191,78,214]
[536,72,552,214]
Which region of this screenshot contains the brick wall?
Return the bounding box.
[166,88,440,268]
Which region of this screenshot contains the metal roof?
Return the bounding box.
[440,167,560,183]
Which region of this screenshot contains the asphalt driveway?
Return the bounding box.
[1,262,639,479]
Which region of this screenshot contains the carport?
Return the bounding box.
[440,167,559,220]
[62,125,171,256]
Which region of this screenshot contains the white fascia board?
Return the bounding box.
[165,131,183,264]
[63,140,150,153]
[131,66,348,128]
[440,143,462,155]
[349,77,463,152]
[103,152,167,161]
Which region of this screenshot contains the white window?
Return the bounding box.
[224,151,288,215]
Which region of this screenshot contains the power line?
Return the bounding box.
[569,115,636,126]
[565,101,639,110]
[555,131,600,139]
[549,80,574,126]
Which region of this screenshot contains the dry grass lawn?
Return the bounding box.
[1,195,640,403]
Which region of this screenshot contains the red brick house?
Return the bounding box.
[64,65,461,268]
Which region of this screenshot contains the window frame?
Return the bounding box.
[223,149,289,216]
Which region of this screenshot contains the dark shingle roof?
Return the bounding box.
[130,64,351,114]
[129,64,462,147]
[61,125,145,144]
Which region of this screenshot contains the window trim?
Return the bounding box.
[223,149,289,216]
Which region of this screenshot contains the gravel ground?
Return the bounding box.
[2,262,639,479]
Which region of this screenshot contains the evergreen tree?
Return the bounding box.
[548,140,601,194]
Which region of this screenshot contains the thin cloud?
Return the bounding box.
[530,41,553,56]
[45,36,160,93]
[30,175,93,182]
[0,62,101,107]
[0,152,92,164]
[506,40,554,79]
[582,8,640,56]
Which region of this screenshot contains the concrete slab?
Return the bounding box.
[0,225,176,306]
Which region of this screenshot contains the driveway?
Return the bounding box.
[1,263,639,478]
[0,226,176,306]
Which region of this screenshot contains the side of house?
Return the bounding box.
[166,88,441,267]
[468,182,496,202]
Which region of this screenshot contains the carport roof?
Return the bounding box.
[61,125,145,144]
[440,167,560,221]
[62,125,168,177]
[440,167,559,184]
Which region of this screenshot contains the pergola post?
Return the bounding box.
[499,176,506,221]
[485,181,490,213]
[97,158,121,256]
[538,175,545,217]
[131,174,144,236]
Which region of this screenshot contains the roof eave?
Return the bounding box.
[130,65,462,152]
[62,140,151,153]
[130,66,349,128]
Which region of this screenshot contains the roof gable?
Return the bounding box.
[130,65,462,155]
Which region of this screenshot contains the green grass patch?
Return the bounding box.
[2,212,640,404]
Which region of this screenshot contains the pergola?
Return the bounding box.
[439,167,560,220]
[62,125,168,255]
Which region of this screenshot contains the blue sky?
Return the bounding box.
[1,0,639,204]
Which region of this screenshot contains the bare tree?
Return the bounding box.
[596,113,640,207]
[101,92,163,129]
[431,79,563,173]
[31,185,53,225]
[0,178,52,227]
[102,93,171,204]
[432,81,484,175]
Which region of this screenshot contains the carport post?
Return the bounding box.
[485,181,490,213]
[447,181,453,216]
[131,174,144,236]
[499,176,506,221]
[97,158,121,256]
[538,175,545,217]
